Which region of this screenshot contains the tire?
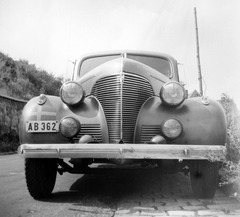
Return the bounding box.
[190,160,219,199]
[25,158,57,199]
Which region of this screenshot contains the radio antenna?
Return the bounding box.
[194,7,203,96]
[68,59,76,80]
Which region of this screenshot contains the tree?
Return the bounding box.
[0,51,63,100]
[220,94,240,161]
[219,94,240,187]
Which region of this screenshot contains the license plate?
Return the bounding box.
[26,121,59,133]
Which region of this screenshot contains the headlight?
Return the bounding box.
[160,81,185,106]
[59,117,80,138]
[161,118,183,139]
[60,82,85,106]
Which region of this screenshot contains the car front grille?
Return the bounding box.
[140,125,161,143]
[91,73,154,143]
[73,124,102,143]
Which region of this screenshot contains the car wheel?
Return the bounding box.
[25,158,57,199]
[190,160,219,199]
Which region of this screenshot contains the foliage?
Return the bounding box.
[218,93,240,186]
[0,52,64,100]
[0,51,65,152]
[0,131,19,152]
[220,93,240,163]
[220,161,240,187]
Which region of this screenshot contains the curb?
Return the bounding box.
[0,151,17,156]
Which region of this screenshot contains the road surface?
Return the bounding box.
[0,154,240,217]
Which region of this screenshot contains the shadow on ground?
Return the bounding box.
[43,168,152,208]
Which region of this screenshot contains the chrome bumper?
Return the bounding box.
[18,143,226,160]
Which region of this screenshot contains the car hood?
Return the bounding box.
[77,57,171,96]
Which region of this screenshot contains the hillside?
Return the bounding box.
[0,52,63,100]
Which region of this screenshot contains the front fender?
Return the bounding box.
[135,96,227,145]
[19,95,108,144]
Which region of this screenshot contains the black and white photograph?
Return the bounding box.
[0,0,240,216]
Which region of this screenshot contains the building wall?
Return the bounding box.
[0,94,27,150]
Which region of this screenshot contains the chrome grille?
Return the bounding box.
[91,73,154,143]
[140,125,161,143]
[73,124,102,143]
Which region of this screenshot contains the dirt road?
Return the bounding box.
[0,154,240,217]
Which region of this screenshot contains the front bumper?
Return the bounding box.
[18,143,226,160]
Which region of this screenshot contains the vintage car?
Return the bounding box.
[18,51,227,199]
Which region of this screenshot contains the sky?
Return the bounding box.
[0,0,240,108]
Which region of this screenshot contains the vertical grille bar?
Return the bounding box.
[92,73,153,143]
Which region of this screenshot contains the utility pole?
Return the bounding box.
[194,7,203,96]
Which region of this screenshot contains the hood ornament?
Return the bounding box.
[201,95,209,105]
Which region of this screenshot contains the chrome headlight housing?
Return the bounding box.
[160,81,185,106]
[161,118,183,139]
[60,81,85,106]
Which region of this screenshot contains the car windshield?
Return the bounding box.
[80,54,121,76]
[79,53,171,77]
[127,54,171,77]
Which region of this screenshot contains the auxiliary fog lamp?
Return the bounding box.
[161,118,183,140]
[59,117,80,138]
